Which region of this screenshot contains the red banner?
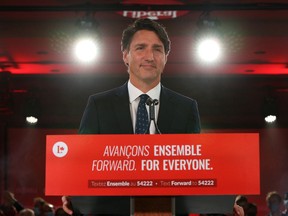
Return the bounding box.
[45,133,260,196]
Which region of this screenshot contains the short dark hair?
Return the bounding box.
[121,18,171,55]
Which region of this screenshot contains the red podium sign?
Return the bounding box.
[45,133,260,196]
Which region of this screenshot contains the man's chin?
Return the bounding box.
[142,77,160,85]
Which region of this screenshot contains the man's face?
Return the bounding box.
[123,30,167,89]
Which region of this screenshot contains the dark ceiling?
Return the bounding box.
[0,0,288,129]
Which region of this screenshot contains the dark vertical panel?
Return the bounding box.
[0,122,8,194]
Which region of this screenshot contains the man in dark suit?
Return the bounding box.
[63,18,201,215]
[63,17,245,216]
[79,18,200,135]
[79,83,200,134]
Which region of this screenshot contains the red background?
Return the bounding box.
[45,134,259,196]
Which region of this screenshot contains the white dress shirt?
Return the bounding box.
[128,80,161,134]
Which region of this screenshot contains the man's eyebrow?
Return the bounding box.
[153,44,164,48]
[134,43,146,47]
[134,43,163,47]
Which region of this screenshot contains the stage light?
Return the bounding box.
[263,97,277,123]
[196,37,222,62]
[74,37,99,62]
[265,115,276,123]
[26,116,38,124]
[194,11,223,63]
[24,97,40,125]
[73,12,101,63]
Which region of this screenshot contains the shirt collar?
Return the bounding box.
[128,80,161,103]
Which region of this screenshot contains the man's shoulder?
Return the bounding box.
[89,83,127,100]
[162,86,197,104]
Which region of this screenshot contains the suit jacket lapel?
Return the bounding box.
[158,86,174,133]
[113,83,134,134]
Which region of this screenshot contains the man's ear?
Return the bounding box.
[164,54,168,65]
[123,50,129,66]
[165,54,168,64]
[161,55,168,74]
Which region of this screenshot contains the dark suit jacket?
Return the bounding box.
[79,82,201,134]
[76,83,199,216]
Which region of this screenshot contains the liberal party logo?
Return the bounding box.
[52,141,68,158]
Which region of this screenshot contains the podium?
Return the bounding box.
[46,134,260,215]
[70,195,236,215]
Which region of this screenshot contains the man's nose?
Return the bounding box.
[144,48,154,61]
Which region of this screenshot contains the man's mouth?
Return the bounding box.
[141,64,156,68]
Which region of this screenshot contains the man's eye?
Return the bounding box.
[155,48,163,53]
[153,46,164,52]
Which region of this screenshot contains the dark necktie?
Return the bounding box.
[135,94,149,134]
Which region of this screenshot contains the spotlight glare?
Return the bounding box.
[196,37,222,63]
[265,115,277,123]
[26,116,38,124]
[74,38,99,63]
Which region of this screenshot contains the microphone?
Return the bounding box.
[145,97,161,134]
